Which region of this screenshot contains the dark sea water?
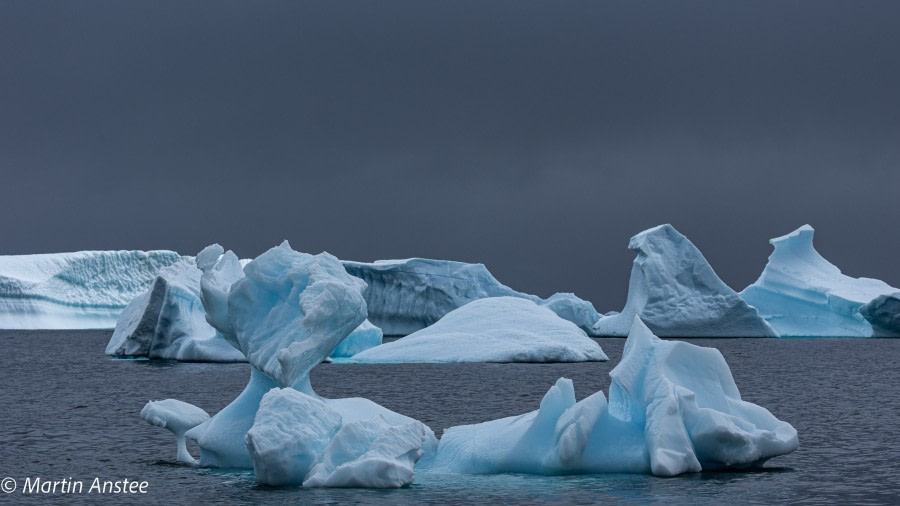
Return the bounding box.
[1,330,899,504]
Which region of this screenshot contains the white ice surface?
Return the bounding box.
[347,297,607,363]
[593,224,776,337]
[140,399,210,465]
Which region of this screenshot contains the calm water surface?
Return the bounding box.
[1,331,898,504]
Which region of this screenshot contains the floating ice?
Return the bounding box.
[140,399,210,465]
[594,224,776,337]
[0,250,184,329]
[107,250,381,361]
[860,293,900,337]
[431,317,798,477]
[347,297,608,363]
[105,259,244,362]
[148,242,438,487]
[342,258,601,335]
[741,225,899,337]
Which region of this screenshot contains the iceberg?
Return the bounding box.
[140,399,210,465]
[347,297,608,363]
[141,242,437,487]
[860,293,900,337]
[0,250,184,329]
[342,258,601,335]
[593,224,776,337]
[106,251,381,361]
[740,225,899,337]
[430,317,798,477]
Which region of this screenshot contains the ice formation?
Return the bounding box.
[105,259,244,362]
[140,399,210,465]
[342,258,601,335]
[0,250,184,329]
[142,242,437,487]
[431,317,798,477]
[106,253,381,361]
[593,224,776,337]
[347,297,608,363]
[860,293,900,337]
[740,225,899,337]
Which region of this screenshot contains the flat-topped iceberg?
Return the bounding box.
[741,225,899,337]
[106,254,381,361]
[430,317,798,477]
[347,297,608,363]
[593,225,776,337]
[0,250,184,329]
[144,242,435,488]
[342,258,601,335]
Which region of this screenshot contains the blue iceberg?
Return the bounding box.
[594,225,776,337]
[347,297,608,363]
[430,317,798,477]
[342,258,601,335]
[741,225,899,337]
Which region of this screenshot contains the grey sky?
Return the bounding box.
[1,1,898,311]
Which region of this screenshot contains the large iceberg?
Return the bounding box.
[593,224,776,337]
[347,297,608,363]
[0,250,184,329]
[741,225,899,337]
[342,258,601,335]
[146,242,435,487]
[106,252,381,361]
[430,317,798,477]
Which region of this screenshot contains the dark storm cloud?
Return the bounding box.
[1,1,899,311]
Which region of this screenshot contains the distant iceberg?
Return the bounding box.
[741,225,899,337]
[347,297,608,363]
[106,250,381,362]
[0,250,184,329]
[343,258,601,335]
[430,317,798,477]
[144,242,436,488]
[593,225,776,337]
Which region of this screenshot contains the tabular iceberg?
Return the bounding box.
[593,225,776,337]
[740,225,899,337]
[106,251,381,361]
[347,297,608,363]
[0,250,184,329]
[342,258,601,335]
[145,242,435,488]
[430,317,798,477]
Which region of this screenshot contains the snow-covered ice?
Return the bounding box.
[594,225,776,337]
[347,297,608,363]
[342,258,601,335]
[0,250,184,329]
[740,225,899,337]
[140,399,210,465]
[430,317,798,477]
[137,242,438,487]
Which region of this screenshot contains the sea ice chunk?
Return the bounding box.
[342,258,601,335]
[172,241,436,481]
[329,319,383,358]
[859,293,900,337]
[740,225,899,337]
[0,250,184,329]
[347,297,607,363]
[593,224,776,337]
[140,399,210,465]
[431,317,798,477]
[105,259,244,362]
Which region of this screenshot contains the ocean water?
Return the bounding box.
[1,330,899,504]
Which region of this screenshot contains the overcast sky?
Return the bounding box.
[1,1,898,311]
